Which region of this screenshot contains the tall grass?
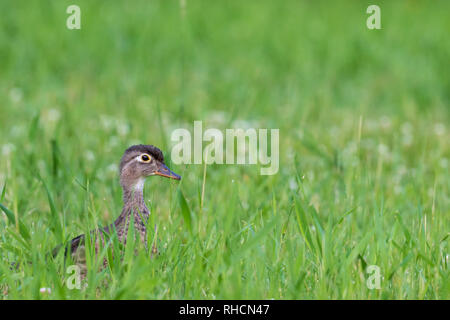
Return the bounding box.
[0,0,448,299]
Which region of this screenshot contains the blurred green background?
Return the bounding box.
[0,0,448,299]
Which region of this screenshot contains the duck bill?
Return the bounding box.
[155,164,181,180]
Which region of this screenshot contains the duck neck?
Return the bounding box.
[118,178,150,223]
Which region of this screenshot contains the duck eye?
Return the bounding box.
[140,154,151,162]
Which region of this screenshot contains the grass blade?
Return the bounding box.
[178,189,193,234]
[0,202,31,241]
[39,177,64,243]
[1,181,6,202]
[293,197,314,253]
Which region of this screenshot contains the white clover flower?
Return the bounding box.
[396,165,408,178]
[344,141,357,155]
[366,119,378,131]
[232,119,258,129]
[106,163,118,174]
[116,122,129,137]
[434,123,445,136]
[394,185,403,195]
[377,143,390,158]
[401,122,414,147]
[1,143,15,156]
[84,150,95,162]
[362,138,375,149]
[379,116,392,130]
[288,177,298,191]
[350,158,359,167]
[9,87,23,103]
[285,147,295,160]
[11,125,25,137]
[402,134,413,147]
[329,126,339,138]
[100,115,114,130]
[39,287,51,294]
[37,160,46,173]
[43,108,61,123]
[108,136,119,148]
[207,111,228,126]
[401,122,413,135]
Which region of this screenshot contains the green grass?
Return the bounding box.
[0,0,449,299]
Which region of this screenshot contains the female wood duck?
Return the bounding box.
[61,144,181,271]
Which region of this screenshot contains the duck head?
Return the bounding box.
[119,144,181,191]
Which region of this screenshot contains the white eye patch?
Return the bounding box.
[136,153,152,163]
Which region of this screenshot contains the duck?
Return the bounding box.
[55,144,181,272]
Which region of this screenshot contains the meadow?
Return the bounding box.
[0,0,448,299]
